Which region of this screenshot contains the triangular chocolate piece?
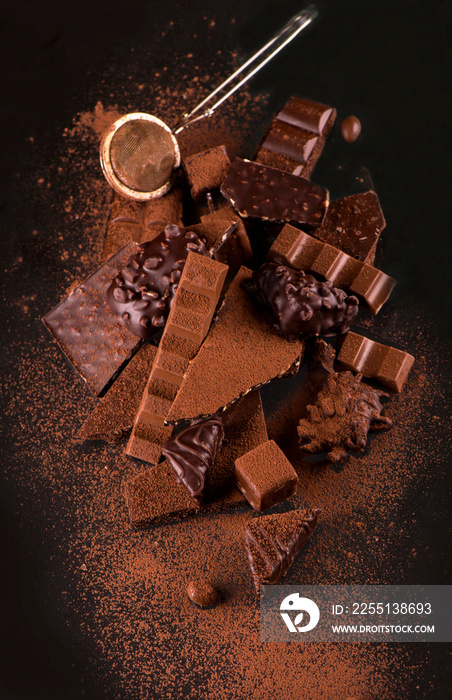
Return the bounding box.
[244,508,320,593]
[161,416,224,505]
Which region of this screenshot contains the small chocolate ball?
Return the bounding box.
[186,579,220,608]
[341,115,362,143]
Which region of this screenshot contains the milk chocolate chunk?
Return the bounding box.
[165,266,305,425]
[183,145,231,200]
[297,371,392,463]
[235,440,298,511]
[162,416,225,505]
[313,191,386,264]
[337,331,415,393]
[268,224,396,313]
[43,242,142,396]
[255,96,336,178]
[220,158,329,228]
[107,224,209,339]
[245,508,320,593]
[245,262,359,341]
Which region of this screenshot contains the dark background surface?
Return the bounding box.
[0,1,451,698]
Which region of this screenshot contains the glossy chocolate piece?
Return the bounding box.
[255,96,336,178]
[268,224,396,313]
[183,145,231,200]
[313,190,386,264]
[220,158,329,228]
[43,242,142,396]
[341,115,362,143]
[337,331,415,393]
[234,439,298,511]
[162,416,225,505]
[106,224,209,339]
[297,371,392,463]
[245,508,320,593]
[186,580,220,608]
[245,261,359,341]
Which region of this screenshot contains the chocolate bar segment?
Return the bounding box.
[234,440,298,511]
[220,158,329,228]
[183,145,231,200]
[268,224,396,313]
[337,331,415,392]
[43,242,142,396]
[255,96,336,178]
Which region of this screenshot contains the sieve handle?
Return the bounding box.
[172,5,318,135]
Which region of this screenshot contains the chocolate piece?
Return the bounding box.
[183,145,231,200]
[126,252,228,463]
[337,331,415,393]
[235,440,298,511]
[124,391,268,528]
[341,115,362,143]
[106,224,209,339]
[165,266,305,425]
[186,580,220,608]
[194,216,253,269]
[76,343,157,442]
[268,224,396,313]
[255,96,336,178]
[313,191,386,264]
[245,508,320,593]
[162,416,225,505]
[43,242,142,396]
[245,262,359,341]
[220,158,329,228]
[297,371,392,463]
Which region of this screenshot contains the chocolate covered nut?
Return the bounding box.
[268,224,396,313]
[183,145,231,200]
[337,331,415,392]
[235,440,298,511]
[107,224,209,339]
[43,242,143,396]
[245,508,321,593]
[186,580,220,608]
[245,261,359,340]
[341,115,362,143]
[221,158,329,228]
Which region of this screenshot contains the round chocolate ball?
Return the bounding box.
[341,115,362,143]
[186,579,220,608]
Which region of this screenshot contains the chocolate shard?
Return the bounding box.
[244,261,359,341]
[161,416,225,505]
[245,508,321,593]
[268,223,396,313]
[297,371,392,463]
[220,158,329,228]
[183,145,231,200]
[106,224,209,339]
[42,242,143,396]
[337,331,415,393]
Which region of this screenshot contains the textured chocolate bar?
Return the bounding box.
[220,158,329,228]
[165,266,305,425]
[337,331,415,392]
[43,242,142,396]
[268,224,396,313]
[255,96,336,178]
[183,145,231,200]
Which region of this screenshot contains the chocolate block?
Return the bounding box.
[268,224,396,313]
[107,224,209,339]
[220,158,329,228]
[245,508,320,593]
[255,96,336,178]
[126,252,228,462]
[165,266,305,425]
[124,390,268,528]
[245,262,359,340]
[76,343,157,442]
[193,216,253,269]
[313,191,386,264]
[183,145,231,200]
[337,331,415,392]
[235,440,298,511]
[43,242,142,396]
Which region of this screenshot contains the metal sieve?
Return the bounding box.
[100,6,318,201]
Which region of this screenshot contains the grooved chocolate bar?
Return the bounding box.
[268,224,396,313]
[43,242,142,396]
[126,252,228,463]
[220,158,329,228]
[255,96,336,178]
[337,331,415,392]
